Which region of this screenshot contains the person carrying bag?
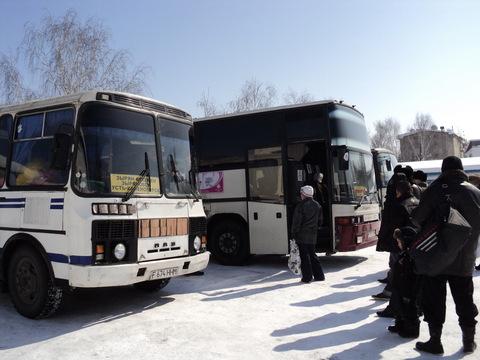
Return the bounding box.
[409,184,472,277]
[412,156,480,355]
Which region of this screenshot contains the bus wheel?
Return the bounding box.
[134,278,170,292]
[211,220,249,265]
[7,246,63,319]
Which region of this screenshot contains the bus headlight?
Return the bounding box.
[114,243,127,260]
[193,236,201,252]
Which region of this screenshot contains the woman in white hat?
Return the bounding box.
[291,185,325,283]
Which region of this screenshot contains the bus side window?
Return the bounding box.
[9,109,74,187]
[0,114,13,187]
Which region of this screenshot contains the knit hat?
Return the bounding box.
[441,156,463,172]
[300,185,314,197]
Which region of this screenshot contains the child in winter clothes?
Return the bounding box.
[389,226,422,338]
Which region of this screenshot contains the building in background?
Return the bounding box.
[465,139,480,157]
[398,126,465,161]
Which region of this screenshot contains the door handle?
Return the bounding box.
[253,212,258,220]
[276,212,282,219]
[0,197,5,200]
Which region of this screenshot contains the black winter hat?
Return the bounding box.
[441,156,463,172]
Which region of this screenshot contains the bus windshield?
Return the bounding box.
[332,150,377,204]
[74,103,161,196]
[158,118,194,197]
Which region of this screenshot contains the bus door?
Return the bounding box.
[247,146,288,255]
[286,141,333,252]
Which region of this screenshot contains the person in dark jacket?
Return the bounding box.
[412,170,428,197]
[291,185,325,283]
[377,181,419,318]
[468,174,480,271]
[388,226,423,337]
[414,156,480,355]
[374,169,409,299]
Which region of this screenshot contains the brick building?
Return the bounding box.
[398,127,465,161]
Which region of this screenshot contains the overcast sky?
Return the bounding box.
[1,0,479,139]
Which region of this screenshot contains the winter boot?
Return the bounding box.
[461,326,477,354]
[399,319,420,339]
[415,324,444,355]
[388,318,403,334]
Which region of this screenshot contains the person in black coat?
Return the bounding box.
[291,185,325,283]
[374,169,409,299]
[412,170,428,198]
[468,174,480,271]
[414,156,480,355]
[377,181,419,317]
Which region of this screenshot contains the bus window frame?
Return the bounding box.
[156,115,197,200]
[0,113,13,189]
[70,101,165,199]
[5,104,75,191]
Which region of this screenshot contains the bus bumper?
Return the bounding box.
[335,220,380,252]
[69,251,210,288]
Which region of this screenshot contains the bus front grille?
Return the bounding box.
[92,220,137,240]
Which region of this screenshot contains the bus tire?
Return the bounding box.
[210,220,249,265]
[7,246,63,319]
[134,278,170,292]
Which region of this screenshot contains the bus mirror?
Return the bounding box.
[51,132,73,170]
[386,159,392,171]
[338,149,349,171]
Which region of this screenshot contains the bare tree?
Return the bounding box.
[0,9,147,104]
[403,113,437,161]
[283,88,315,105]
[370,117,401,158]
[0,55,37,104]
[227,79,277,113]
[197,91,218,117]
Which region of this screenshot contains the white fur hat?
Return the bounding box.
[300,185,314,197]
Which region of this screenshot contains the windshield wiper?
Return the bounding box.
[169,154,181,192]
[187,170,200,202]
[122,152,151,202]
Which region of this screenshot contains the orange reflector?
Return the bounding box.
[201,235,207,245]
[96,245,105,254]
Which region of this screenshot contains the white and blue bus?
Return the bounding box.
[0,91,209,318]
[372,148,398,209]
[401,157,480,183]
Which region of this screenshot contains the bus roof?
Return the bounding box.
[194,100,363,122]
[0,90,191,120]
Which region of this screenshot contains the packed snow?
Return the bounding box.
[1,247,479,360]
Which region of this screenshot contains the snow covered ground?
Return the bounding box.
[0,247,479,360]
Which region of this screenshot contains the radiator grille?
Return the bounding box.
[92,220,137,240]
[189,217,207,236]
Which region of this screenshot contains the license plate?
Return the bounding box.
[356,235,363,244]
[149,267,178,280]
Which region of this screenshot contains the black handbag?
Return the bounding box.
[409,184,472,276]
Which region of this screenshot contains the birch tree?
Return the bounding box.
[0,9,147,104]
[370,117,401,158]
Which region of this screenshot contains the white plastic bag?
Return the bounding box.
[288,239,301,275]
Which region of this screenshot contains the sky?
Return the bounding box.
[1,0,480,139]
